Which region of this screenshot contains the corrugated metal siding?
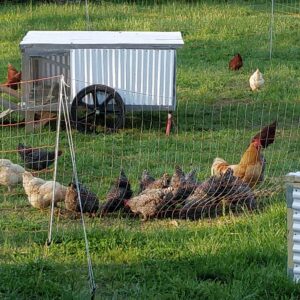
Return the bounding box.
[292,187,300,281]
[70,49,176,110]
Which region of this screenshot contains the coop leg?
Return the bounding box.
[25,111,35,133]
[166,113,172,136]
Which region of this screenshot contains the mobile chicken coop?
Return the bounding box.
[19,31,184,132]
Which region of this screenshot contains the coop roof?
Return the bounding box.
[20,31,184,52]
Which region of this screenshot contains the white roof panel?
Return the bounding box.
[20,31,184,51]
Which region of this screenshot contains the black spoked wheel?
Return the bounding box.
[71,84,125,133]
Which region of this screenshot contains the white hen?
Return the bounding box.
[22,171,67,209]
[0,159,25,191]
[249,69,265,91]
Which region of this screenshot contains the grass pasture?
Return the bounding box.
[1,1,300,299]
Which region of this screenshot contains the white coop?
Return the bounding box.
[19,31,184,132]
[286,172,300,282]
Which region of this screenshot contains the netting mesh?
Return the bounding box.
[1,77,299,221]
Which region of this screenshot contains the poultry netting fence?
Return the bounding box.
[1,75,299,221]
[1,76,300,296]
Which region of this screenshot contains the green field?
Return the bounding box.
[1,1,300,299]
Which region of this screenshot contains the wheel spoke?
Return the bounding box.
[77,111,96,122]
[71,84,125,132]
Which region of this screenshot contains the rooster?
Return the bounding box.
[100,169,133,213]
[249,69,264,91]
[17,143,63,171]
[211,121,277,188]
[4,64,22,90]
[229,53,243,71]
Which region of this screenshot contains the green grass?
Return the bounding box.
[1,1,300,299]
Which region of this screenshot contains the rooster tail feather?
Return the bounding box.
[211,157,229,176]
[252,121,277,148]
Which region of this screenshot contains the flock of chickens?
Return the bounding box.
[0,121,276,221]
[0,55,270,220]
[229,53,265,91]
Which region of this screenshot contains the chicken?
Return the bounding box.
[164,166,199,203]
[139,170,170,193]
[0,159,25,191]
[251,121,277,182]
[65,182,99,213]
[100,169,133,213]
[4,64,22,90]
[249,69,264,91]
[139,170,155,193]
[17,143,63,171]
[211,121,277,188]
[251,120,277,148]
[229,53,243,71]
[125,188,172,221]
[22,171,67,209]
[181,169,256,219]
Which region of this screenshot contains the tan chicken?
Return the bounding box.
[249,69,264,91]
[0,159,25,191]
[22,171,67,209]
[211,121,276,188]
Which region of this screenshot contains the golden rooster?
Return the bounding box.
[211,121,277,188]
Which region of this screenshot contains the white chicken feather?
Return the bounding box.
[249,69,265,91]
[22,171,67,209]
[0,159,25,191]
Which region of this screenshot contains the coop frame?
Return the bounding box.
[19,31,184,131]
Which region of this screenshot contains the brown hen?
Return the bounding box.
[229,53,243,71]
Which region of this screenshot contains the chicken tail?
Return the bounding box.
[251,121,277,149]
[211,157,229,176]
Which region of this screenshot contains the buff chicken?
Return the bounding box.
[23,171,67,209]
[249,69,264,91]
[211,121,277,188]
[0,159,25,191]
